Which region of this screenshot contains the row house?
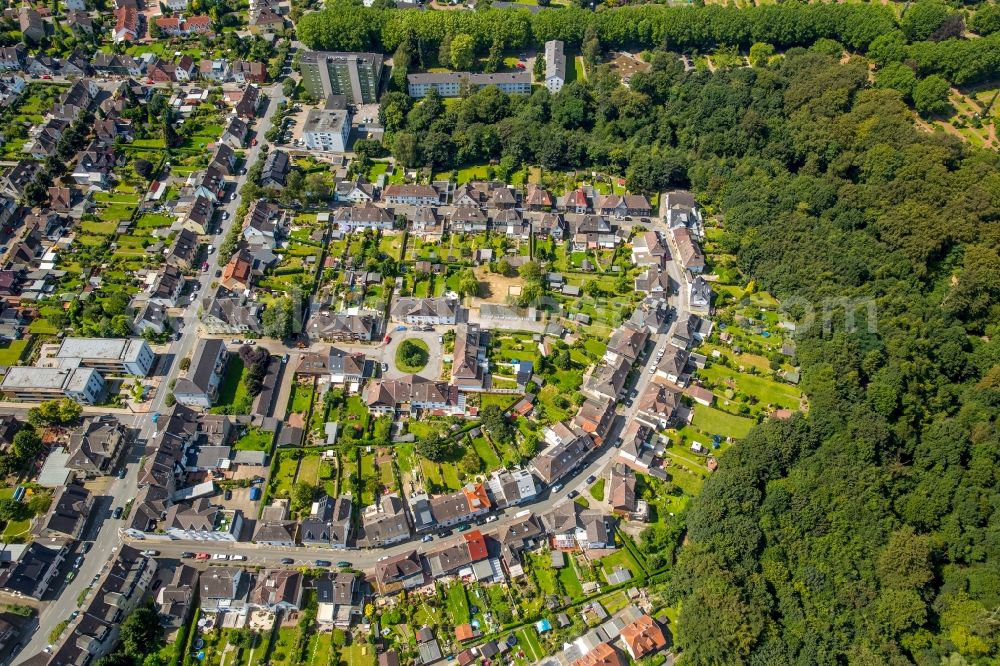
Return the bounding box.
[306,310,379,342]
[636,381,682,430]
[595,193,652,219]
[333,202,394,232]
[383,183,440,206]
[428,483,491,529]
[530,423,592,486]
[364,374,460,416]
[572,395,616,446]
[154,14,213,36]
[449,205,488,233]
[390,296,459,325]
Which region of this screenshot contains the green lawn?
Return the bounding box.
[338,643,376,666]
[0,339,28,365]
[589,478,605,501]
[288,382,314,414]
[446,581,471,625]
[700,363,801,410]
[395,339,430,373]
[209,357,250,414]
[599,547,646,580]
[469,435,501,471]
[233,427,274,451]
[690,405,756,439]
[517,626,544,661]
[297,453,322,485]
[558,559,584,597]
[270,453,299,502]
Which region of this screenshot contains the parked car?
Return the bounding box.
[202,262,209,272]
[230,555,247,561]
[141,550,160,556]
[112,507,123,519]
[180,552,195,559]
[567,490,579,499]
[315,560,332,567]
[280,558,294,565]
[337,561,352,568]
[384,335,391,343]
[65,571,76,582]
[73,555,84,568]
[211,554,228,560]
[223,489,233,500]
[586,475,597,484]
[437,529,453,538]
[381,362,388,372]
[485,515,498,523]
[282,354,289,363]
[231,339,243,344]
[117,467,127,479]
[196,553,211,560]
[422,534,433,543]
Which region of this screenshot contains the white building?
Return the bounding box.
[302,108,352,153]
[55,337,155,376]
[544,40,566,94]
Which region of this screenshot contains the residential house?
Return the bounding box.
[544,502,616,551]
[32,483,92,540]
[671,313,713,349]
[251,569,303,611]
[425,529,490,578]
[19,7,45,44]
[164,499,243,541]
[451,323,486,390]
[315,573,363,628]
[596,194,652,219]
[620,615,668,660]
[487,469,537,508]
[72,144,121,189]
[631,231,667,269]
[66,415,130,477]
[636,381,681,429]
[132,300,168,336]
[221,116,248,148]
[175,195,214,235]
[358,494,411,547]
[671,227,704,273]
[689,275,711,313]
[307,310,378,342]
[585,357,631,402]
[0,45,27,71]
[166,228,200,270]
[654,346,689,385]
[260,149,290,189]
[254,519,298,546]
[608,464,636,517]
[572,396,616,445]
[382,184,439,206]
[605,325,648,365]
[530,424,591,485]
[449,206,489,233]
[233,61,267,84]
[564,188,589,213]
[242,200,281,249]
[364,374,459,416]
[334,177,375,203]
[544,40,566,94]
[200,566,251,612]
[571,643,627,666]
[617,421,654,471]
[0,541,67,601]
[299,495,352,548]
[634,267,672,296]
[374,550,425,592]
[156,565,199,634]
[333,202,393,232]
[148,264,184,308]
[220,250,253,292]
[235,85,261,118]
[199,59,231,82]
[193,164,226,203]
[112,5,139,43]
[173,338,228,408]
[430,483,491,528]
[94,118,134,146]
[210,143,238,176]
[390,297,459,325]
[200,288,263,335]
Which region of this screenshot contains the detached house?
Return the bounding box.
[113,5,139,43]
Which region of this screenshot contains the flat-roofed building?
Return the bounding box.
[299,51,384,104]
[1,366,105,403]
[303,108,352,152]
[407,71,532,98]
[55,337,155,376]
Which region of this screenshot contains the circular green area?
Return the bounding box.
[395,339,430,373]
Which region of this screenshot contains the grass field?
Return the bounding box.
[0,339,28,365]
[297,454,321,485]
[209,357,250,414]
[469,435,501,471]
[558,559,584,597]
[446,581,471,625]
[690,405,756,439]
[234,427,274,452]
[516,626,544,661]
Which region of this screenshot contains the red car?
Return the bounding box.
[195,552,210,560]
[515,63,525,70]
[384,335,391,343]
[41,74,51,79]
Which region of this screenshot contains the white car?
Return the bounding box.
[231,555,247,561]
[212,554,229,560]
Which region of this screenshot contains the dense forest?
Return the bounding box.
[365,9,1000,666]
[300,1,1000,87]
[663,53,1000,663]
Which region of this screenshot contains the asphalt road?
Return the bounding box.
[13,83,286,666]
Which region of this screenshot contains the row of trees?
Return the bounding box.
[299,1,897,55]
